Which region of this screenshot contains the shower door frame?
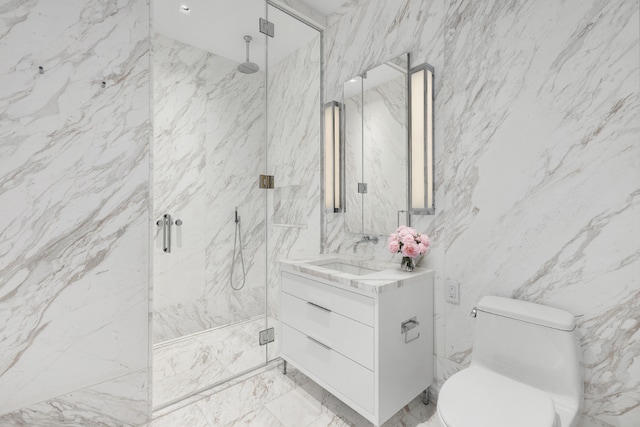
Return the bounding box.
[149,0,324,413]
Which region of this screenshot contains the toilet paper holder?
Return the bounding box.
[401,316,420,344]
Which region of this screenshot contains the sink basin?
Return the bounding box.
[319,262,379,276]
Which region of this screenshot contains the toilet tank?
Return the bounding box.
[472,296,582,408]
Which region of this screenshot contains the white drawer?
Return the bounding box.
[281,292,374,370]
[281,324,374,414]
[281,271,374,326]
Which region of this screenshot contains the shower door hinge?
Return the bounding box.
[259,174,274,189]
[358,183,368,194]
[259,18,275,38]
[259,327,275,345]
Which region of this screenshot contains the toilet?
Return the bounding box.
[437,296,583,427]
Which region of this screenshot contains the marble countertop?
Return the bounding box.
[279,254,433,295]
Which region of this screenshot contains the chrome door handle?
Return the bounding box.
[163,214,172,253]
[157,214,174,253]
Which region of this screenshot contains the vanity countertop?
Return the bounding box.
[280,254,433,295]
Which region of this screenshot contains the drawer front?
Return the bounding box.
[281,271,374,326]
[281,292,374,370]
[281,324,374,414]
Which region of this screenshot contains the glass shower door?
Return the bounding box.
[264,3,323,363]
[151,0,269,409]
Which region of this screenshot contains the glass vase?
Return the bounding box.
[400,256,415,272]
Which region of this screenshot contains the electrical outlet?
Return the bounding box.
[446,280,460,304]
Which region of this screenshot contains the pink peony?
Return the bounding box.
[417,243,427,255]
[397,226,417,238]
[402,242,419,258]
[401,233,416,246]
[419,234,430,247]
[388,233,399,243]
[388,241,400,254]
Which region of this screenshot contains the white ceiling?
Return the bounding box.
[152,0,344,68]
[299,0,347,16]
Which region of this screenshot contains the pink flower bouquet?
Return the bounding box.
[387,226,430,271]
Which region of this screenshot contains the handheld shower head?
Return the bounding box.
[237,35,259,74]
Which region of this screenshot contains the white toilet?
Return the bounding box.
[437,296,583,427]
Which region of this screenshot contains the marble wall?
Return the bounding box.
[152,34,266,343]
[0,0,150,425]
[323,0,639,426]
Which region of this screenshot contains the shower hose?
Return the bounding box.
[229,208,246,291]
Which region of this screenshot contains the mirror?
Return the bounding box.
[342,53,409,235]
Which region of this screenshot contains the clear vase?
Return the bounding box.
[400,256,415,272]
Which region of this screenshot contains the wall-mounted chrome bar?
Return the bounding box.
[156,214,183,253]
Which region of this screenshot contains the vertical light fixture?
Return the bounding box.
[324,101,343,212]
[409,63,435,214]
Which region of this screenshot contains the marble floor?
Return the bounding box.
[148,363,442,427]
[153,316,274,409]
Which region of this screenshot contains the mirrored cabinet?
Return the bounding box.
[324,53,435,238]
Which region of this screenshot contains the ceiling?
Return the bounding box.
[152,0,345,68]
[299,0,347,16]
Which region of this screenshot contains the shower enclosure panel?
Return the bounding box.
[264,4,323,362]
[151,0,270,410]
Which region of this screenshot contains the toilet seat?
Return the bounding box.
[438,366,557,427]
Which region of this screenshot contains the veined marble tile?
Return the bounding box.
[0,369,149,427]
[324,0,444,101]
[224,406,284,427]
[148,400,211,427]
[264,386,324,427]
[153,316,271,408]
[193,368,303,426]
[155,364,439,427]
[0,0,150,415]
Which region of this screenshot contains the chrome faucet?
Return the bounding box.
[353,235,379,252]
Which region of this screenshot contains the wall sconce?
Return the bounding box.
[408,63,435,215]
[324,101,344,212]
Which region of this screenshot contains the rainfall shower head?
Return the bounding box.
[237,35,259,74]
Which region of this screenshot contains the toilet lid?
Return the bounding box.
[438,366,556,427]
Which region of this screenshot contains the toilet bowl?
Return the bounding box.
[437,296,583,427]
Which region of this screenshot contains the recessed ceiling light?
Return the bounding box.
[179,5,191,14]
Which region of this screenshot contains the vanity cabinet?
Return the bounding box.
[279,266,433,426]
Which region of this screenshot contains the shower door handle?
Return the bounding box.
[156,214,173,253]
[164,214,172,253]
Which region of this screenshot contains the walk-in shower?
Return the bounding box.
[150,0,322,411]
